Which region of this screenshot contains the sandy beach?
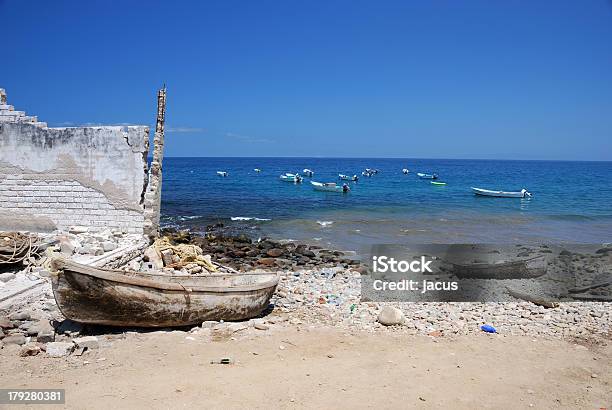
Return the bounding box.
[1,327,610,409]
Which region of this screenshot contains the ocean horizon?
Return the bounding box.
[160,157,612,253]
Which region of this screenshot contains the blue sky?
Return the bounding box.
[2,0,611,160]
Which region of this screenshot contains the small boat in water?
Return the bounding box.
[339,174,358,181]
[280,173,303,183]
[217,171,228,177]
[254,168,261,173]
[431,181,446,185]
[450,255,546,279]
[302,169,314,177]
[311,181,349,193]
[417,172,438,179]
[50,259,279,327]
[472,187,531,198]
[402,168,409,174]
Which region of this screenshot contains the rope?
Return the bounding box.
[0,232,41,266]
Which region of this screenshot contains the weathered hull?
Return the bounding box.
[51,260,279,327]
[451,256,547,279]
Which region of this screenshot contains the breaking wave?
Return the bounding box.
[231,216,272,221]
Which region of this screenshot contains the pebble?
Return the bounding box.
[9,312,31,321]
[0,316,13,328]
[19,343,42,357]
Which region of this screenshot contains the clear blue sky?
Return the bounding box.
[2,0,611,160]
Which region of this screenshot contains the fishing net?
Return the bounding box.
[152,237,217,272]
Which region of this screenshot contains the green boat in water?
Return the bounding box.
[431,181,447,185]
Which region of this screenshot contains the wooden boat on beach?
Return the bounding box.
[50,259,279,327]
[450,255,547,279]
[472,187,531,198]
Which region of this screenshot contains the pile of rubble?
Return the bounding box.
[0,310,102,358]
[271,265,611,339]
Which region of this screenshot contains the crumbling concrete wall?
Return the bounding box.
[143,86,166,240]
[0,88,153,233]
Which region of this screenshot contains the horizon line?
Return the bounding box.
[158,156,612,163]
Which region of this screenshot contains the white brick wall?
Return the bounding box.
[0,178,144,233]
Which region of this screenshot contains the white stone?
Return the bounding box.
[73,336,99,350]
[46,342,75,357]
[69,226,89,234]
[377,306,405,326]
[101,241,118,252]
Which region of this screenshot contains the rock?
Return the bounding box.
[19,343,42,357]
[20,322,38,336]
[88,246,104,256]
[46,342,75,357]
[300,249,316,258]
[37,323,55,343]
[201,321,219,328]
[73,336,99,350]
[144,246,164,269]
[0,272,16,283]
[2,334,27,345]
[59,236,80,254]
[266,248,284,258]
[254,323,269,331]
[377,306,405,326]
[258,258,276,266]
[0,328,4,338]
[0,316,13,329]
[69,226,89,234]
[235,234,252,244]
[160,249,174,266]
[101,241,118,252]
[9,312,30,321]
[227,323,248,333]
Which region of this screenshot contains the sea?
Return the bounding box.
[160,158,612,254]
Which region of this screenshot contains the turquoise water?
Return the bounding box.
[161,158,612,251]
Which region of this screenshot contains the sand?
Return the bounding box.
[1,327,610,409]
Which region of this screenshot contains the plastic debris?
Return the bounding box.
[480,324,497,333]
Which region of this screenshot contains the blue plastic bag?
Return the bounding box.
[481,324,497,333]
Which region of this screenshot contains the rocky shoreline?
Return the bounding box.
[156,227,364,272]
[0,228,610,360]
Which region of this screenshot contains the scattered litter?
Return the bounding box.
[481,324,497,333]
[210,357,234,365]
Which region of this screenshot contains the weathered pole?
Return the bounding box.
[143,85,167,240]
